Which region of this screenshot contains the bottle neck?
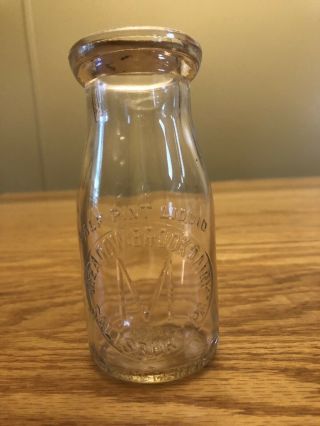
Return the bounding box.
[84,73,208,196]
[87,74,190,124]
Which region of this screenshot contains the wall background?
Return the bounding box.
[1,0,320,192]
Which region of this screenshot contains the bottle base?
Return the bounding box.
[90,324,219,384]
[92,350,217,384]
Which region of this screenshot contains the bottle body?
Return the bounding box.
[70,27,219,383]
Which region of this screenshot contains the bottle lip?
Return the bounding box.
[68,26,202,86]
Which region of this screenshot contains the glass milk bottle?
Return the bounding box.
[69,27,219,383]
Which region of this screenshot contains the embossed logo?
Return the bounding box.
[81,201,214,358]
[85,222,214,347]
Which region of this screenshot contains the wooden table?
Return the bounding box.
[1,178,319,425]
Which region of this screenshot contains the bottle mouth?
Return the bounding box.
[68,26,202,87]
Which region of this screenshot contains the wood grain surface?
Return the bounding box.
[0,178,319,425]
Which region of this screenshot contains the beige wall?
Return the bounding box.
[1,0,320,192]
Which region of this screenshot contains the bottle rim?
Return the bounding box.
[68,26,202,86]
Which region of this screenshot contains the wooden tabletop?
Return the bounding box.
[1,178,319,425]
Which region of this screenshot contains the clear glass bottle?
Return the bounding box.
[69,27,219,383]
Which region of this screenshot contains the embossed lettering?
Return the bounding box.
[176,208,187,222]
[80,212,103,241]
[139,204,152,218]
[132,228,142,247]
[201,219,207,232]
[110,208,121,221]
[157,228,167,247]
[167,233,181,251]
[160,205,170,219]
[186,244,200,260]
[109,204,152,222]
[85,223,215,343]
[143,226,154,247]
[160,204,208,232]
